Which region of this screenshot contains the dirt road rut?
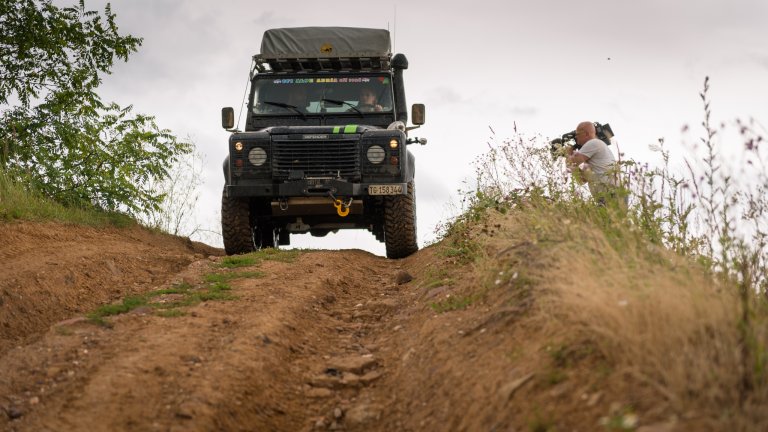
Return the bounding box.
[1,249,429,431]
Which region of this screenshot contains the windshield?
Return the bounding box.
[250,74,394,115]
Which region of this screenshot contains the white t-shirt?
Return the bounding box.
[576,138,618,190]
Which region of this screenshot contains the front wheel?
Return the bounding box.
[221,189,255,255]
[383,181,418,259]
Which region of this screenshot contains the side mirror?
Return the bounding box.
[221,107,234,129]
[411,104,425,125]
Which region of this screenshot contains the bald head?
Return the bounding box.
[575,121,596,145]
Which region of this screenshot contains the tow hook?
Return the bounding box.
[333,198,352,217]
[329,192,352,217]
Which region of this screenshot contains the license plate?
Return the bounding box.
[368,184,403,195]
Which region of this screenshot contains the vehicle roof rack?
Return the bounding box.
[254,27,392,73]
[253,55,391,73]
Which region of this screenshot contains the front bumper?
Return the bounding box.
[226,179,407,198]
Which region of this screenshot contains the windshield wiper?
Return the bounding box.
[320,98,363,117]
[262,101,306,119]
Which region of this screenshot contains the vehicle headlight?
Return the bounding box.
[366,145,386,164]
[248,147,267,166]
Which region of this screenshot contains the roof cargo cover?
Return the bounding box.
[260,27,391,59]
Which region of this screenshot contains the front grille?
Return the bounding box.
[272,137,361,180]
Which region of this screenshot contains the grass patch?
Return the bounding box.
[218,249,303,269]
[219,255,259,269]
[0,171,133,227]
[156,309,185,318]
[203,271,264,283]
[422,268,454,290]
[429,294,478,313]
[147,282,194,297]
[86,273,254,324]
[87,295,147,325]
[255,248,302,263]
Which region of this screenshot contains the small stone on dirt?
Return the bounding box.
[366,299,398,312]
[340,373,361,387]
[6,406,24,420]
[499,372,535,401]
[306,388,333,398]
[55,316,88,327]
[333,407,343,419]
[28,397,39,405]
[326,356,378,374]
[180,355,202,364]
[394,270,413,285]
[345,403,380,425]
[310,375,342,389]
[425,286,449,300]
[360,370,383,384]
[105,260,121,276]
[129,306,153,315]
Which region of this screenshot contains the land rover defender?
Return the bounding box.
[220,27,426,259]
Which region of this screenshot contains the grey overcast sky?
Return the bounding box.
[77,0,768,254]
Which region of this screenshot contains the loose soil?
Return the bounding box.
[0,220,542,432]
[0,219,710,431]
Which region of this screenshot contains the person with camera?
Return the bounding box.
[566,121,623,207]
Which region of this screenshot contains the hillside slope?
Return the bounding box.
[0,209,765,431]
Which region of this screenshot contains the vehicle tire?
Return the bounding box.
[384,181,418,259]
[221,189,255,255]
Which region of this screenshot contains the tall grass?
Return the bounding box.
[0,169,132,227]
[441,77,768,427]
[465,78,767,294]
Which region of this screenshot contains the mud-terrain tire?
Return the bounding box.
[221,190,255,255]
[384,181,418,259]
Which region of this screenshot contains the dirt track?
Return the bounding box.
[1,221,542,432]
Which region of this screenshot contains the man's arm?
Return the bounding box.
[567,151,589,166]
[566,150,591,184]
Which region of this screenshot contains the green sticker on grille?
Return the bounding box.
[332,125,358,134]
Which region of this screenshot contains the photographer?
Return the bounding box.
[566,121,623,207]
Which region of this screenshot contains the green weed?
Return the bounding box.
[429,294,477,313]
[156,309,185,318]
[203,271,264,283]
[219,255,259,268]
[87,295,147,324]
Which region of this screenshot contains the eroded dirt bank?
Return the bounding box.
[0,221,540,432]
[0,221,220,355]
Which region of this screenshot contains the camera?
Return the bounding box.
[550,122,614,157]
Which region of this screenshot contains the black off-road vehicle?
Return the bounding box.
[220,27,426,259]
